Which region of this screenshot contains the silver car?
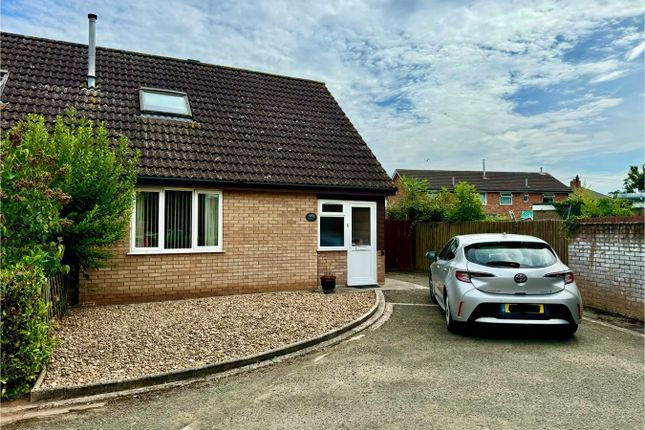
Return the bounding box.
[427,234,582,336]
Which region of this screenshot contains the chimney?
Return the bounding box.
[539,166,545,175]
[87,13,97,88]
[570,175,581,189]
[482,159,487,179]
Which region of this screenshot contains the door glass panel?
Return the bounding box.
[322,203,343,213]
[351,207,371,246]
[320,217,344,247]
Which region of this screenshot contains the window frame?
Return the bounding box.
[129,187,223,254]
[139,87,193,118]
[499,192,513,206]
[479,192,487,205]
[317,200,348,251]
[523,193,529,203]
[542,193,555,205]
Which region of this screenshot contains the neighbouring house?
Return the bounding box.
[391,167,571,218]
[0,19,395,305]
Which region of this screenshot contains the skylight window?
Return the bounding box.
[0,70,9,100]
[139,88,192,117]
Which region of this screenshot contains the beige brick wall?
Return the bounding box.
[316,252,385,286]
[317,251,347,286]
[568,219,644,321]
[81,190,319,305]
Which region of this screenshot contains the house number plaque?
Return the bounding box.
[305,213,317,222]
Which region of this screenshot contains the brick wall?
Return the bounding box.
[568,217,644,321]
[483,192,568,216]
[81,190,319,305]
[316,253,385,286]
[81,189,386,305]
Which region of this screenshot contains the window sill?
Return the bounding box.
[128,249,224,255]
[317,247,348,252]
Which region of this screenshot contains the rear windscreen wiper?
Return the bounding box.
[485,261,521,268]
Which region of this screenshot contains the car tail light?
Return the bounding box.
[455,271,471,283]
[545,271,575,285]
[456,271,494,283]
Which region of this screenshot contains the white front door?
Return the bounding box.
[347,202,377,286]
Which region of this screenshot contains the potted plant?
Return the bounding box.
[320,261,336,294]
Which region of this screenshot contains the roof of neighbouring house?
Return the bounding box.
[0,32,394,193]
[393,169,571,193]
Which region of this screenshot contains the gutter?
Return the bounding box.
[137,176,397,196]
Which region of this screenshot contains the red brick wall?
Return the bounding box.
[483,192,568,216]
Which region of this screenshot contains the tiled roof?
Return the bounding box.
[0,32,394,193]
[394,169,571,193]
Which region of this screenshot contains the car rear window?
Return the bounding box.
[465,241,557,268]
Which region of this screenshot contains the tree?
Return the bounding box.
[446,181,487,222]
[0,115,69,275]
[554,187,633,225]
[387,176,486,223]
[623,165,644,193]
[50,110,139,271]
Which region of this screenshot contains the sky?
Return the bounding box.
[2,0,644,193]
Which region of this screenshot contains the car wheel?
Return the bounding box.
[559,323,578,338]
[444,294,461,333]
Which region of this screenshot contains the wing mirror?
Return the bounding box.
[425,251,437,263]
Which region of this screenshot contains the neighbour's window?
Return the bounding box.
[523,193,529,203]
[479,192,487,205]
[131,188,222,253]
[319,201,345,249]
[139,88,192,117]
[542,193,554,204]
[500,193,512,205]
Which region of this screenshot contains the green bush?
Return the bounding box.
[445,182,487,222]
[0,259,56,400]
[0,116,69,275]
[387,177,486,223]
[554,188,633,229]
[50,111,139,270]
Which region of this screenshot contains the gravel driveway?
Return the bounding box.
[42,291,375,388]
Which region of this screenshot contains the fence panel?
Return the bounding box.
[42,270,75,321]
[385,220,415,270]
[414,220,567,271]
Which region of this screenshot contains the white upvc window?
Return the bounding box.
[500,192,513,205]
[542,193,555,204]
[318,200,348,251]
[479,192,487,205]
[130,188,223,254]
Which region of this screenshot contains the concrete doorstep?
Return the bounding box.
[1,290,386,425]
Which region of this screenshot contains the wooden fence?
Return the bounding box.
[41,270,76,321]
[386,220,568,272]
[414,220,568,270]
[384,220,416,270]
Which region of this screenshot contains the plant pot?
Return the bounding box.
[320,275,336,294]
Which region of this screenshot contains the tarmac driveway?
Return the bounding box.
[10,287,644,430]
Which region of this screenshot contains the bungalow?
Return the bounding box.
[0,16,395,305]
[391,167,571,218]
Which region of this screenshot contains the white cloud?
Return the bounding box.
[1,0,643,193]
[626,40,645,60]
